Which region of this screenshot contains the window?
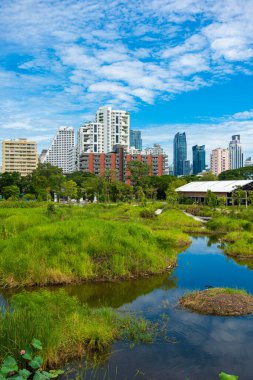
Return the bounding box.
[94,125,97,133]
[94,145,97,152]
[94,135,97,142]
[116,125,119,133]
[116,116,119,124]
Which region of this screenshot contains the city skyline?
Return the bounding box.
[0,1,253,163]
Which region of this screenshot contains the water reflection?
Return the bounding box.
[2,236,253,380]
[66,236,253,380]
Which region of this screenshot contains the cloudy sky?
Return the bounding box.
[0,0,253,164]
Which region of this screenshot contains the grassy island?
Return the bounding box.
[180,288,253,316]
[0,203,201,287]
[0,290,154,366]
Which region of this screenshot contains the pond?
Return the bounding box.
[2,236,253,379]
[65,236,253,380]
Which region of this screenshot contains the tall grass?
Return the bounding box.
[0,205,193,287]
[0,290,153,366]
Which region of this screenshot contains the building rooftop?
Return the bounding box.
[176,180,253,193]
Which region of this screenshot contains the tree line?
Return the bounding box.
[0,162,252,203]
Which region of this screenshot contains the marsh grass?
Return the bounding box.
[0,204,195,287]
[0,290,155,367]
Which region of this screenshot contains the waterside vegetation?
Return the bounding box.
[0,203,201,288]
[0,290,155,367]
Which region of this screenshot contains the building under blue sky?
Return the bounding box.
[0,0,253,164]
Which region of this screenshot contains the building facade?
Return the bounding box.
[130,130,142,150]
[39,149,47,163]
[95,106,130,153]
[229,135,243,170]
[244,157,252,167]
[210,148,229,176]
[192,145,206,175]
[2,138,38,176]
[173,132,187,176]
[79,147,168,183]
[42,127,75,174]
[144,144,164,155]
[77,123,103,154]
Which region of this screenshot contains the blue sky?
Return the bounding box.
[0,0,253,164]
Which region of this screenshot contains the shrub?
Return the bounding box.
[140,208,155,219]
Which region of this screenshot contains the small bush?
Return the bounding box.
[140,208,155,219]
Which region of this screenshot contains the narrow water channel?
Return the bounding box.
[66,236,253,380]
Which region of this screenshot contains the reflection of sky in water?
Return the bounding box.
[104,237,253,380]
[2,237,253,379]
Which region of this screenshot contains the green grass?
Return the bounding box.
[207,217,253,233]
[0,290,154,367]
[0,204,195,287]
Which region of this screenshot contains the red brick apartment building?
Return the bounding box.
[80,146,168,183]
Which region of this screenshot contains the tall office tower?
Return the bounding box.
[78,123,104,154]
[2,138,38,176]
[130,130,142,150]
[173,132,187,176]
[43,127,75,174]
[95,106,130,153]
[183,160,191,175]
[229,135,243,170]
[192,145,206,175]
[144,144,164,155]
[210,148,230,176]
[244,157,252,167]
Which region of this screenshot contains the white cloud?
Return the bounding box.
[0,0,253,159]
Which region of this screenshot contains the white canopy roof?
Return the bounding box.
[176,180,253,193]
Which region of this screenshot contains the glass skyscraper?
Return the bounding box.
[130,130,142,150]
[192,145,206,175]
[229,135,243,169]
[173,132,188,176]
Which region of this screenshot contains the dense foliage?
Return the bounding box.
[218,166,253,180]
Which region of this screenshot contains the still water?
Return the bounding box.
[66,236,253,380]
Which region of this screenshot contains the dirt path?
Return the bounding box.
[183,211,209,223]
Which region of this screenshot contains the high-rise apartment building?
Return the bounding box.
[39,149,47,163]
[210,148,229,176]
[144,144,164,155]
[77,123,103,154]
[95,106,130,152]
[192,145,206,175]
[229,135,243,170]
[173,132,188,176]
[42,127,75,174]
[130,130,142,150]
[2,138,38,176]
[245,157,252,167]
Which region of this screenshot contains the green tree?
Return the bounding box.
[2,185,20,200]
[135,186,146,205]
[30,163,65,200]
[166,187,179,206]
[205,190,218,209]
[218,166,253,180]
[233,187,246,207]
[127,161,150,186]
[62,180,78,200]
[200,172,218,181]
[217,196,227,208]
[0,172,22,194]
